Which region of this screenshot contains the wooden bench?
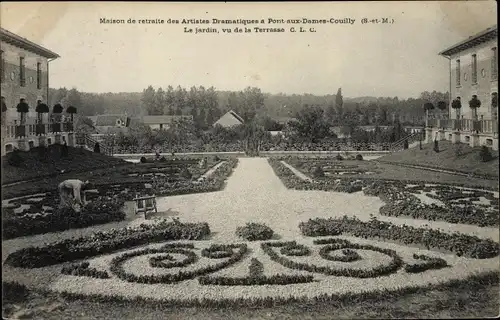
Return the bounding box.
[83,189,100,203]
[133,195,157,218]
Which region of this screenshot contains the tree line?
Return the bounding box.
[49,86,449,128]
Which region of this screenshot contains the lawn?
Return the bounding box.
[1,145,128,185]
[376,141,499,178]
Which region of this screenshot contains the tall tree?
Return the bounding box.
[335,87,343,120]
[152,87,165,115]
[288,105,330,143]
[141,86,156,115]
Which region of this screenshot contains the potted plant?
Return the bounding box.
[35,101,49,123]
[451,97,462,119]
[66,106,77,122]
[16,99,30,124]
[52,103,64,132]
[469,95,481,120]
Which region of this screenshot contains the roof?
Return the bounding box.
[213,110,244,128]
[0,28,60,59]
[90,114,128,126]
[439,25,497,57]
[95,126,129,135]
[141,115,193,124]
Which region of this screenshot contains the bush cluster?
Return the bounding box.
[236,222,275,241]
[2,198,126,240]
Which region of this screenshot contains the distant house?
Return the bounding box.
[141,115,193,130]
[87,114,129,134]
[213,110,244,128]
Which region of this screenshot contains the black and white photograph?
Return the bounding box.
[1,1,498,319]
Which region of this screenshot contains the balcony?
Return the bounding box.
[64,122,74,132]
[2,121,75,140]
[427,118,498,134]
[15,125,26,137]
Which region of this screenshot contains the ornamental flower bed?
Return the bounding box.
[299,216,499,259]
[261,240,404,278]
[270,157,498,227]
[267,158,363,193]
[2,197,126,240]
[365,183,499,227]
[4,219,211,268]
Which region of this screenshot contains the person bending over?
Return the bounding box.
[58,179,91,209]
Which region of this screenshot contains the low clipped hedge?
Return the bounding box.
[299,216,499,259]
[2,198,126,240]
[198,257,314,286]
[61,262,110,279]
[236,222,274,241]
[29,271,495,308]
[261,240,403,278]
[110,243,247,284]
[4,220,211,268]
[404,254,448,273]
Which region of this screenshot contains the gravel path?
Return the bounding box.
[196,161,226,182]
[280,161,312,181]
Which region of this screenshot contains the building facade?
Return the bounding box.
[0,28,74,156]
[426,25,498,150]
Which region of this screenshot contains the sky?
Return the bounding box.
[0,1,497,98]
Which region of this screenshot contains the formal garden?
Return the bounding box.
[2,149,499,318]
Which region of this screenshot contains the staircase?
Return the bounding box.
[389,131,424,152]
[76,133,113,156]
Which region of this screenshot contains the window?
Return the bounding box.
[456,60,461,86]
[472,54,477,84]
[36,62,41,89]
[19,57,25,87]
[492,47,498,81]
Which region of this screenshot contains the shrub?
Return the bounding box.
[159,156,167,162]
[312,166,325,178]
[479,145,493,162]
[140,156,148,163]
[180,167,193,180]
[7,149,24,167]
[355,154,364,161]
[2,281,29,303]
[2,198,126,240]
[335,154,344,161]
[236,222,274,241]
